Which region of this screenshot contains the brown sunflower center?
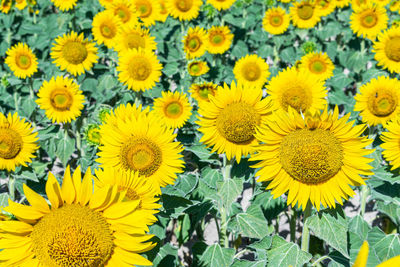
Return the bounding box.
[368,91,397,117]
[216,102,261,144]
[137,1,152,18]
[62,41,88,65]
[128,57,151,81]
[385,36,400,62]
[120,137,162,176]
[309,60,326,74]
[115,6,131,23]
[242,62,261,81]
[281,85,310,112]
[360,12,378,28]
[31,204,114,267]
[187,36,201,51]
[210,33,224,45]
[16,54,32,69]
[125,32,146,50]
[100,23,117,39]
[175,0,193,11]
[280,128,343,184]
[165,101,183,118]
[297,4,314,20]
[0,128,23,159]
[270,14,283,26]
[50,89,73,111]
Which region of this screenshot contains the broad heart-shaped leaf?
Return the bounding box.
[367,227,400,264]
[217,178,243,208]
[349,215,371,266]
[305,207,349,257]
[376,201,400,225]
[267,236,311,267]
[199,244,235,267]
[202,167,223,189]
[162,174,198,197]
[55,133,75,167]
[231,259,267,267]
[236,206,270,239]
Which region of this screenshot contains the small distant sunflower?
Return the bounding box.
[36,76,85,124]
[262,7,291,35]
[299,52,335,81]
[290,1,321,29]
[92,10,122,49]
[250,107,374,210]
[117,49,162,92]
[166,0,202,21]
[97,112,185,190]
[0,166,156,266]
[189,82,218,104]
[197,82,273,163]
[233,54,270,89]
[5,43,38,79]
[334,0,351,8]
[354,76,400,127]
[133,0,160,27]
[207,25,233,54]
[51,31,98,76]
[350,3,388,40]
[107,0,138,25]
[373,27,400,73]
[152,91,192,129]
[50,0,77,11]
[207,0,236,10]
[157,0,169,22]
[183,26,208,59]
[0,0,12,13]
[315,0,336,16]
[188,60,209,76]
[0,112,39,171]
[114,24,157,53]
[15,0,27,9]
[84,124,102,146]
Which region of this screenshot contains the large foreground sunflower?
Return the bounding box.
[92,10,122,49]
[0,112,39,171]
[51,31,98,76]
[290,1,321,29]
[206,25,233,54]
[350,3,388,40]
[298,52,334,81]
[0,166,156,266]
[183,26,208,59]
[251,107,374,210]
[166,0,202,21]
[5,43,38,79]
[373,27,400,73]
[262,7,291,35]
[50,0,77,11]
[233,54,270,89]
[36,76,85,124]
[197,82,273,163]
[207,0,236,10]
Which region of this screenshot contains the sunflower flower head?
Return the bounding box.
[350,3,388,40]
[206,25,234,54]
[262,7,291,35]
[183,26,208,59]
[188,60,210,76]
[189,82,219,104]
[373,27,400,73]
[233,54,270,89]
[166,0,203,21]
[298,52,335,81]
[5,42,38,79]
[84,124,102,146]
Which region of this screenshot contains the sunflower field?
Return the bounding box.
[1,0,400,266]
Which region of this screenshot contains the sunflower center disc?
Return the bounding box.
[129,58,151,81]
[216,102,261,143]
[281,85,310,112]
[270,15,283,26]
[211,34,224,45]
[62,41,88,65]
[310,60,326,73]
[188,37,201,51]
[50,89,73,111]
[361,13,377,28]
[368,91,397,117]
[138,2,152,18]
[126,32,146,50]
[116,7,130,22]
[0,128,23,159]
[198,87,212,100]
[16,54,31,69]
[298,4,314,20]
[31,204,114,267]
[189,63,200,74]
[175,0,193,11]
[165,101,183,118]
[242,63,261,81]
[120,137,162,176]
[100,23,116,39]
[280,128,343,184]
[385,36,400,62]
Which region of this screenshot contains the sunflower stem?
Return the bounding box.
[134,91,143,106]
[220,155,233,248]
[8,174,15,201]
[289,206,297,243]
[301,202,312,253]
[360,184,369,217]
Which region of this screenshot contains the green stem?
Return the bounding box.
[220,155,233,248]
[289,207,297,243]
[360,185,369,217]
[134,91,143,106]
[76,129,84,157]
[8,174,15,201]
[301,202,312,252]
[13,92,19,111]
[360,39,366,54]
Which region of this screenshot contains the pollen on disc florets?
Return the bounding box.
[62,41,88,64]
[0,128,23,159]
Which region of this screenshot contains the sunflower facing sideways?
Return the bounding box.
[92,10,122,49]
[51,31,98,76]
[5,42,38,79]
[350,3,388,40]
[152,91,192,129]
[207,0,236,10]
[298,52,334,81]
[197,82,273,163]
[188,60,209,76]
[189,82,218,104]
[373,27,400,73]
[114,24,157,53]
[0,112,39,171]
[207,25,234,54]
[117,48,162,92]
[36,76,85,124]
[133,0,160,27]
[262,7,291,35]
[290,1,321,29]
[0,166,156,266]
[50,0,77,11]
[250,107,374,211]
[233,54,270,89]
[166,0,202,21]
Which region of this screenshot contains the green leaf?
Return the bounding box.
[231,259,267,267]
[376,201,400,225]
[0,193,9,207]
[367,227,400,263]
[236,206,269,239]
[231,40,249,59]
[202,167,223,189]
[55,133,76,167]
[151,243,179,267]
[217,178,243,208]
[349,215,371,266]
[162,174,198,197]
[200,244,235,267]
[267,236,312,267]
[163,61,179,76]
[280,47,297,64]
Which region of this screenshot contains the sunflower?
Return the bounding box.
[298,52,335,81]
[50,0,77,11]
[92,10,122,49]
[166,0,202,20]
[117,49,162,92]
[250,107,374,210]
[15,0,27,9]
[233,54,270,89]
[94,167,161,227]
[206,25,234,54]
[133,0,160,27]
[114,24,157,53]
[390,0,400,12]
[183,26,208,59]
[0,112,39,172]
[97,112,184,190]
[0,166,156,266]
[98,0,113,8]
[36,76,85,124]
[373,27,400,73]
[157,0,169,22]
[84,124,102,146]
[152,91,192,129]
[188,60,209,76]
[266,67,327,113]
[107,0,138,25]
[0,0,11,13]
[350,3,388,40]
[51,31,98,76]
[189,82,218,104]
[207,0,236,10]
[101,103,151,130]
[315,0,336,16]
[372,0,391,5]
[334,0,351,8]
[262,7,291,35]
[197,82,273,163]
[290,1,321,29]
[5,43,38,79]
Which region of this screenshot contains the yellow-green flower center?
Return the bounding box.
[31,204,114,267]
[62,41,88,65]
[187,37,201,51]
[125,32,146,50]
[0,128,22,159]
[87,128,101,145]
[100,23,117,39]
[16,54,32,69]
[309,59,326,74]
[216,102,261,144]
[211,34,224,45]
[385,36,400,62]
[281,85,311,112]
[280,128,343,184]
[297,4,314,20]
[361,12,377,28]
[128,57,151,81]
[198,87,212,100]
[115,6,130,23]
[189,63,202,75]
[137,1,152,18]
[165,101,183,118]
[270,14,283,26]
[242,62,261,82]
[175,0,193,12]
[368,91,397,117]
[50,89,73,111]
